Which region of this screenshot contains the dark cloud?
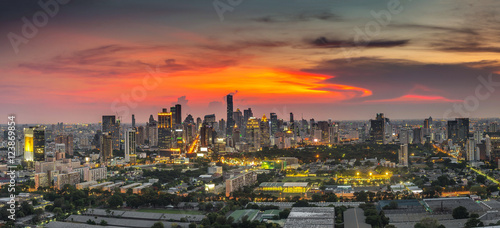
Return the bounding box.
[253,11,339,23]
[309,37,410,49]
[201,40,289,52]
[391,24,478,35]
[303,57,500,102]
[18,44,239,77]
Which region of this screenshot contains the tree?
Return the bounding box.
[452,206,469,219]
[414,217,440,228]
[188,223,196,228]
[151,221,164,228]
[477,175,487,184]
[100,220,108,226]
[107,195,123,208]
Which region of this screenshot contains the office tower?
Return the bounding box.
[317,121,330,142]
[125,128,136,163]
[466,138,477,161]
[489,122,498,132]
[399,128,412,144]
[24,128,35,161]
[369,113,386,144]
[329,123,340,144]
[270,113,278,136]
[175,104,182,125]
[102,115,120,150]
[201,125,215,147]
[447,118,469,144]
[413,128,424,144]
[485,134,492,159]
[289,112,295,132]
[33,127,45,161]
[55,134,74,156]
[473,131,482,144]
[158,109,173,149]
[136,126,145,145]
[132,114,136,129]
[146,115,158,147]
[226,94,234,137]
[100,133,112,165]
[219,119,226,135]
[398,144,408,166]
[233,108,243,133]
[260,114,270,148]
[424,117,432,129]
[204,114,216,127]
[244,108,253,123]
[246,117,260,151]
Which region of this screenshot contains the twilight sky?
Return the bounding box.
[1,0,500,124]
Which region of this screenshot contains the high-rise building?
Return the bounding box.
[398,144,408,166]
[226,94,234,137]
[466,138,477,161]
[33,127,45,161]
[369,113,386,144]
[146,115,158,147]
[125,128,136,163]
[260,115,270,148]
[233,108,243,134]
[132,114,136,129]
[175,104,182,125]
[488,123,498,132]
[246,117,260,151]
[270,113,278,136]
[100,133,112,165]
[158,109,173,149]
[413,128,424,144]
[219,119,226,135]
[447,118,469,144]
[102,115,120,150]
[24,126,45,162]
[55,134,74,156]
[243,108,253,123]
[485,134,492,159]
[136,126,145,145]
[24,128,35,161]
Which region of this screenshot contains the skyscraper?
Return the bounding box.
[466,138,477,161]
[226,94,234,137]
[146,115,158,147]
[398,144,408,166]
[244,108,253,123]
[259,115,270,148]
[447,118,469,144]
[158,109,173,149]
[102,115,120,150]
[246,117,260,151]
[33,127,45,161]
[175,104,182,125]
[24,127,35,161]
[100,133,112,165]
[270,113,278,136]
[369,113,386,144]
[125,128,136,163]
[132,114,136,129]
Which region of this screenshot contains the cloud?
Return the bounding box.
[309,37,410,49]
[303,57,500,103]
[253,11,340,23]
[366,94,462,103]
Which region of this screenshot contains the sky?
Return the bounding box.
[1,0,500,124]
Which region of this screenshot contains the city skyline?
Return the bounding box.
[2,0,500,123]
